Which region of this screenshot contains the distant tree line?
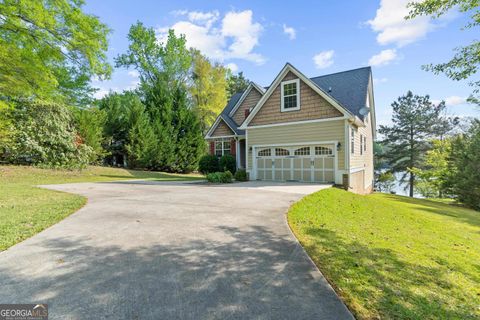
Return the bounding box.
[0,0,249,173]
[376,91,479,209]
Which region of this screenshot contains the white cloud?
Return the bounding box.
[226,62,238,73]
[433,96,469,106]
[283,24,296,40]
[367,0,435,47]
[368,49,397,66]
[159,10,265,64]
[127,70,139,78]
[93,88,111,99]
[313,50,334,69]
[374,77,388,84]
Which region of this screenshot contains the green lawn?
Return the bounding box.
[0,165,204,251]
[287,188,480,320]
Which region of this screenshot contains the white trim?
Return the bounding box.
[235,138,240,169]
[344,120,349,171]
[205,116,236,139]
[228,82,265,118]
[205,134,235,140]
[239,63,352,130]
[245,130,249,172]
[244,116,348,130]
[280,78,300,112]
[252,140,338,148]
[350,167,365,174]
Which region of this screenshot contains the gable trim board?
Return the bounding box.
[205,116,237,139]
[239,63,352,130]
[228,82,265,119]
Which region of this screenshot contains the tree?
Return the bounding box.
[190,50,228,130]
[375,171,396,193]
[116,24,205,172]
[411,139,452,198]
[443,120,480,209]
[379,91,448,197]
[74,107,107,164]
[0,99,92,168]
[227,71,250,98]
[0,0,111,105]
[407,0,480,105]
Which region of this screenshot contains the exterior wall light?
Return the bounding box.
[337,142,341,151]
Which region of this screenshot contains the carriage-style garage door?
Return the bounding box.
[255,144,336,183]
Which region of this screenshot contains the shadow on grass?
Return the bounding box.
[379,194,480,228]
[0,225,351,319]
[302,227,478,319]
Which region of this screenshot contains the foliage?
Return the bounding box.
[219,154,236,174]
[411,139,452,198]
[379,91,449,197]
[206,171,233,183]
[227,71,250,97]
[116,24,204,173]
[190,50,228,130]
[0,165,204,250]
[0,0,111,105]
[443,120,480,209]
[0,100,92,168]
[234,169,248,181]
[407,0,480,105]
[375,171,395,193]
[198,155,219,174]
[288,188,480,319]
[74,107,107,164]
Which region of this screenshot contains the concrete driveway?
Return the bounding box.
[0,180,352,320]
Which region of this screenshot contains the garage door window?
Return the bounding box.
[275,148,290,156]
[315,146,333,155]
[258,148,271,157]
[294,147,310,156]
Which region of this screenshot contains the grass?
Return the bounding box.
[0,165,204,251]
[287,188,480,319]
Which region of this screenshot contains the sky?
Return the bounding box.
[84,0,479,126]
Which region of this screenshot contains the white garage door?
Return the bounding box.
[255,144,335,183]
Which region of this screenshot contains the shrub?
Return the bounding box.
[199,155,219,174]
[234,169,248,181]
[219,154,236,174]
[206,171,233,183]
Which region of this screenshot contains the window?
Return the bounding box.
[281,79,300,112]
[258,148,271,157]
[360,134,364,155]
[275,148,290,156]
[294,147,310,156]
[315,146,333,155]
[215,140,231,157]
[351,129,355,154]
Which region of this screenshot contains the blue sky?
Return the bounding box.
[85,0,479,126]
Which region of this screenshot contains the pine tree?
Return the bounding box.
[379,91,447,197]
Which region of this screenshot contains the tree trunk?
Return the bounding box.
[409,172,414,197]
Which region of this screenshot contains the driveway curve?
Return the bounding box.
[0,180,352,319]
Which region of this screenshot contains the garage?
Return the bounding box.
[254,144,336,183]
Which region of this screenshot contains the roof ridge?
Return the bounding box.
[310,66,371,80]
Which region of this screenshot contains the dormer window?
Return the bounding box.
[281,79,300,112]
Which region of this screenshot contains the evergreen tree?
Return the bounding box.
[379,91,447,197]
[227,71,250,98]
[125,100,156,168]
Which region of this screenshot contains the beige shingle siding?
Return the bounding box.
[349,112,374,189]
[232,88,262,125]
[210,119,234,137]
[246,120,345,170]
[249,72,343,127]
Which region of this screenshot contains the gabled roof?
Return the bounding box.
[206,64,373,137]
[310,66,371,120]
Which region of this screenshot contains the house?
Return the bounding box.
[205,63,376,194]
